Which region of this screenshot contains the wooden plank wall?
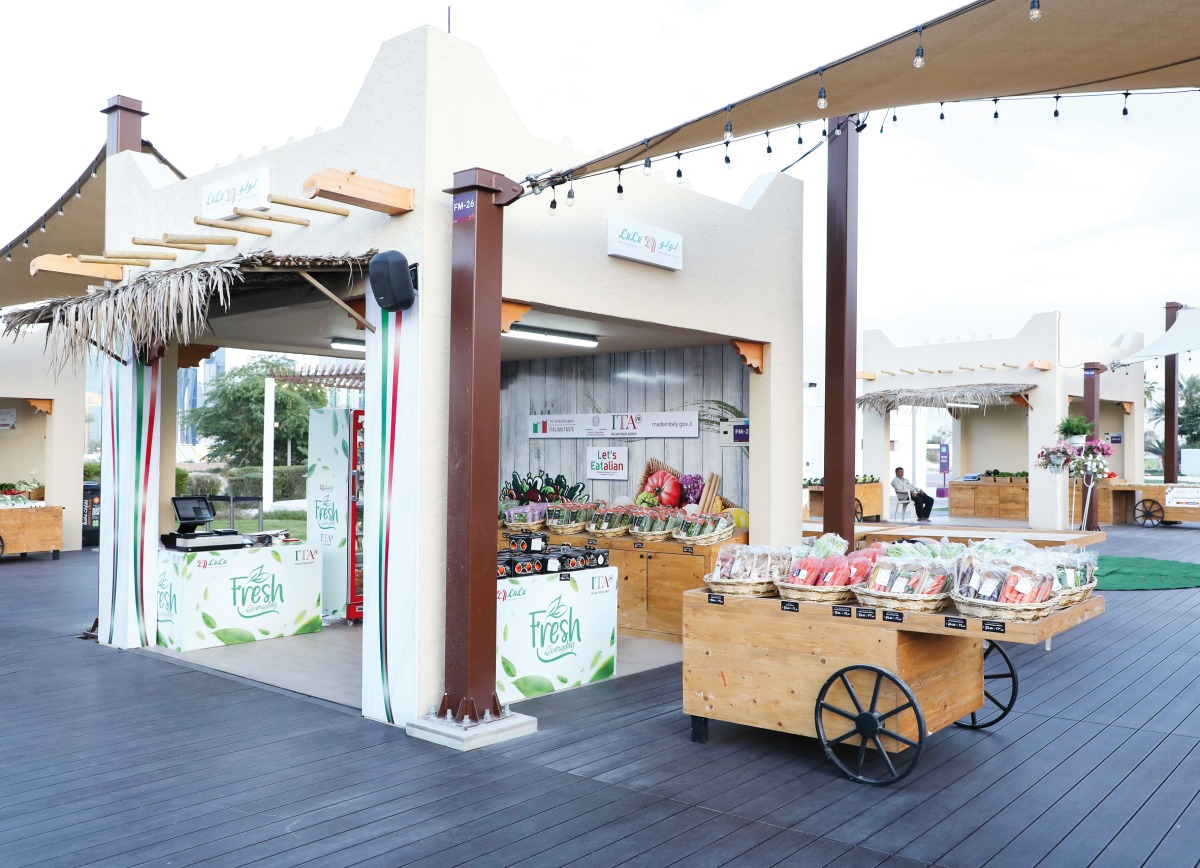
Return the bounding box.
[499,345,750,508]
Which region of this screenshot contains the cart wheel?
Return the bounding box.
[954,640,1018,729]
[815,664,925,786]
[0,534,4,557]
[854,499,864,522]
[1134,499,1164,528]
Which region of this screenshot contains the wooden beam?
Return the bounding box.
[730,339,764,374]
[1121,401,1133,416]
[938,368,954,374]
[880,369,896,376]
[133,237,206,252]
[104,249,177,261]
[164,234,238,246]
[194,216,272,237]
[297,271,376,333]
[899,368,914,374]
[918,367,934,373]
[959,365,975,371]
[346,298,367,330]
[267,193,350,217]
[1028,359,1052,371]
[500,301,531,333]
[1002,362,1019,369]
[177,344,220,369]
[233,207,310,227]
[29,254,122,281]
[1011,393,1032,410]
[856,371,877,381]
[79,255,152,267]
[26,399,52,415]
[980,363,997,370]
[303,168,415,215]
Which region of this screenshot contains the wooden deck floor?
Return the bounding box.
[2,526,1200,866]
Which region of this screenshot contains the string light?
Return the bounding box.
[724,141,731,169]
[22,240,29,248]
[74,189,82,198]
[57,206,64,216]
[1029,0,1041,21]
[796,123,803,146]
[4,253,11,263]
[816,69,827,110]
[641,140,652,176]
[765,131,773,159]
[892,110,898,124]
[822,120,828,137]
[549,189,557,214]
[616,167,624,200]
[566,179,575,206]
[1122,91,1130,118]
[1053,95,1061,118]
[39,224,46,233]
[939,102,946,124]
[675,152,683,184]
[993,98,1000,123]
[723,105,733,142]
[913,27,925,69]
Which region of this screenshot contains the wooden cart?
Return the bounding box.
[683,589,1104,785]
[806,483,883,522]
[1106,483,1200,527]
[0,506,64,559]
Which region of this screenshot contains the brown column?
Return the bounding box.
[1082,363,1107,531]
[101,95,147,156]
[1164,301,1183,483]
[441,168,524,723]
[823,117,859,540]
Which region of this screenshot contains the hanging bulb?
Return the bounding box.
[22,239,29,248]
[913,27,925,68]
[892,110,898,124]
[822,121,828,138]
[1053,95,1060,118]
[796,123,803,146]
[549,191,557,214]
[642,156,652,176]
[724,141,731,169]
[993,98,1000,123]
[723,105,733,142]
[765,131,773,159]
[39,224,46,233]
[816,69,827,110]
[4,253,11,262]
[616,168,624,200]
[834,122,842,136]
[74,189,82,198]
[1122,92,1130,118]
[939,102,946,124]
[90,169,97,179]
[57,206,64,216]
[1029,0,1041,21]
[566,182,575,206]
[675,152,683,184]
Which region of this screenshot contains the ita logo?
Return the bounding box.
[314,495,339,530]
[529,595,581,663]
[230,565,285,619]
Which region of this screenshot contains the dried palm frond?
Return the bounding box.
[856,383,1036,415]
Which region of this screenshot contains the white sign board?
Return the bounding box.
[496,567,618,700]
[157,546,323,651]
[0,408,14,430]
[719,417,749,447]
[202,168,271,219]
[306,408,350,618]
[606,217,683,270]
[529,411,698,439]
[1166,487,1200,509]
[586,447,629,480]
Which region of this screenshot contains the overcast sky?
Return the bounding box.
[2,0,1196,382]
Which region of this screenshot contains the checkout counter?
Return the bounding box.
[157,496,322,651]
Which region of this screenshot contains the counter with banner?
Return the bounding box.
[157,545,323,652]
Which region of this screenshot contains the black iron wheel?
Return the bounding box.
[1134,499,1164,528]
[854,499,864,522]
[0,533,4,558]
[815,664,925,786]
[954,640,1018,729]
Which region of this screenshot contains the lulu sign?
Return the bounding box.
[202,168,271,219]
[606,217,682,270]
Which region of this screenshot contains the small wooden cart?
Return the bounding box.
[806,483,883,522]
[0,506,65,559]
[683,589,1104,785]
[1107,483,1200,527]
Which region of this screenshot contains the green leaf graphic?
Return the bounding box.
[547,596,567,619]
[611,627,616,647]
[501,656,517,677]
[569,576,579,593]
[589,657,615,682]
[337,537,347,548]
[591,650,602,669]
[156,629,168,647]
[556,675,569,684]
[258,628,271,636]
[294,610,308,625]
[213,627,256,645]
[508,578,520,586]
[294,615,323,635]
[270,550,282,563]
[341,439,350,457]
[512,675,556,698]
[306,463,317,478]
[201,612,216,629]
[503,624,509,642]
[497,680,506,692]
[203,586,209,601]
[196,631,206,640]
[332,413,339,435]
[185,552,197,566]
[315,594,322,608]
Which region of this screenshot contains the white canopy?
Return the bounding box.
[1113,305,1199,367]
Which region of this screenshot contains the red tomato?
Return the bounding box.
[643,470,682,507]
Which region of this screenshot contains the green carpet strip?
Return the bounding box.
[1096,556,1200,591]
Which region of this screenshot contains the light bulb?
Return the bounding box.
[74,189,82,198]
[765,133,773,159]
[39,225,46,233]
[676,167,683,184]
[549,196,557,215]
[4,254,11,262]
[616,169,624,200]
[1053,96,1060,118]
[939,102,946,124]
[675,154,683,184]
[993,99,1000,124]
[566,186,575,206]
[642,156,652,176]
[913,44,925,69]
[1029,0,1041,21]
[22,240,29,248]
[724,142,731,169]
[817,86,828,110]
[796,124,803,145]
[723,119,733,142]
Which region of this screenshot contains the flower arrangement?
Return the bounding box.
[1070,439,1113,478]
[1035,442,1077,470]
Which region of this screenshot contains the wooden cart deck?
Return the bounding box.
[0,506,64,558]
[864,525,1106,549]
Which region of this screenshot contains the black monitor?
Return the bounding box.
[172,496,216,534]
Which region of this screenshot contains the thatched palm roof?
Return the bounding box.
[857,383,1036,415]
[1,251,372,366]
[269,361,366,390]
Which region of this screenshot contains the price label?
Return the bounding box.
[708,593,725,605]
[944,616,968,630]
[781,600,800,613]
[587,538,598,546]
[883,610,904,623]
[683,546,694,553]
[856,608,877,620]
[832,605,852,618]
[633,542,644,549]
[982,620,1006,634]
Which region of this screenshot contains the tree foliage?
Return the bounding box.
[187,357,328,467]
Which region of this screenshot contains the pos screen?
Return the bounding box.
[172,496,216,528]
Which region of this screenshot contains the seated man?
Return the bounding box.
[891,466,934,522]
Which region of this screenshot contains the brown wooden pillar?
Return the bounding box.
[1164,301,1183,483]
[824,117,859,541]
[101,95,146,156]
[441,168,524,722]
[1082,362,1107,531]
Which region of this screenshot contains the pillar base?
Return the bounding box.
[405,709,537,751]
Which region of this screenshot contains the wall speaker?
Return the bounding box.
[369,250,417,312]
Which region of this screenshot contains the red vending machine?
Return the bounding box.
[347,409,365,620]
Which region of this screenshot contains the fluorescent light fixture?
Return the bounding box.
[330,338,366,353]
[946,402,979,409]
[503,324,598,348]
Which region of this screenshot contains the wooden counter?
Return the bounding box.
[806,483,884,521]
[0,506,64,558]
[949,480,1028,520]
[864,525,1105,549]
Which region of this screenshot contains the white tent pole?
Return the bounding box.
[263,376,275,513]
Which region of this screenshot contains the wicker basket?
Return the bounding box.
[546,520,587,535]
[774,580,856,604]
[672,525,735,547]
[629,528,674,542]
[705,575,777,597]
[853,584,952,613]
[586,523,630,538]
[950,590,1062,622]
[1056,581,1097,607]
[503,519,546,532]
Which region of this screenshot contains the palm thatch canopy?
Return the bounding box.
[857,383,1036,415]
[1,251,373,366]
[269,361,366,391]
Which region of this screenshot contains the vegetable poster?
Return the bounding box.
[496,567,618,700]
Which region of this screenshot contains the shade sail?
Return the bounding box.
[1113,305,1199,367]
[534,0,1200,188]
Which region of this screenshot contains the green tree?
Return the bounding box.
[1148,374,1200,425]
[187,357,328,467]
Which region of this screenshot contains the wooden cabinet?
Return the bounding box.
[608,548,648,630]
[948,482,1028,520]
[0,507,64,558]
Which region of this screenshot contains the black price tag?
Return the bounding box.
[944,616,968,630]
[708,593,725,605]
[781,600,800,612]
[883,610,904,623]
[856,608,877,620]
[587,538,598,546]
[832,605,852,618]
[683,546,694,553]
[633,542,644,549]
[982,620,1006,634]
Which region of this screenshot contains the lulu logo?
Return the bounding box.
[314,495,339,530]
[230,565,285,619]
[157,575,177,622]
[529,595,581,663]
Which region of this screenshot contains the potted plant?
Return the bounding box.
[1036,443,1077,475]
[1055,415,1094,446]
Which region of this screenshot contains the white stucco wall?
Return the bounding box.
[102,27,806,719]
